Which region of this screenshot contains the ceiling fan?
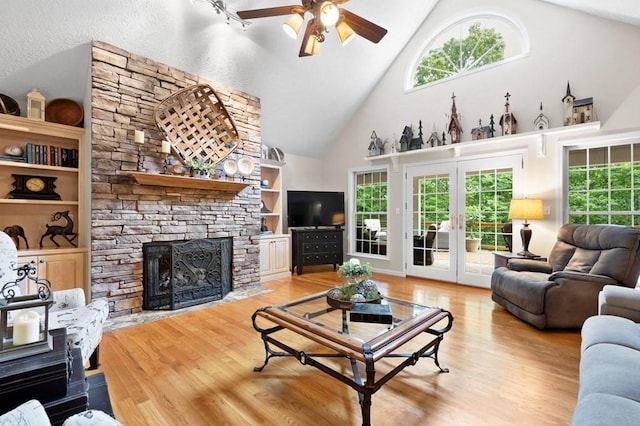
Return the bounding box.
[237,0,388,57]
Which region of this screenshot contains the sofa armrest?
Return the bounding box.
[507,259,553,273]
[50,288,87,312]
[548,271,619,285]
[598,285,640,322]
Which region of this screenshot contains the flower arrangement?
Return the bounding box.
[188,158,216,178]
[337,259,372,283]
[327,259,381,303]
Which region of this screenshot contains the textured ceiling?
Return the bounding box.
[0,0,638,158]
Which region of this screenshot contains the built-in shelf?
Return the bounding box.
[127,172,250,192]
[365,121,601,171]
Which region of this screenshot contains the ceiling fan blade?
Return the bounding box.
[341,9,388,44]
[237,5,300,20]
[298,19,315,57]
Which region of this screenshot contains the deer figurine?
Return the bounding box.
[39,210,78,248]
[3,225,29,249]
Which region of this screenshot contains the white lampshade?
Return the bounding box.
[509,198,544,221]
[304,35,321,56]
[336,21,355,45]
[283,13,304,38]
[320,1,339,26]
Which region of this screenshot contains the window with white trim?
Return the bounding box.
[353,169,388,256]
[567,143,640,226]
[411,14,528,88]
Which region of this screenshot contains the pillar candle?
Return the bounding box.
[134,130,145,144]
[161,140,171,154]
[13,310,40,346]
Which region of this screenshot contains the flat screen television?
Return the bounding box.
[287,190,345,228]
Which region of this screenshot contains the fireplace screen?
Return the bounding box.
[142,238,232,310]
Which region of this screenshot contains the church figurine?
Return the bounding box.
[446,93,463,144]
[562,81,593,126]
[534,102,550,130]
[426,123,442,147]
[471,119,492,141]
[499,92,518,136]
[399,125,412,152]
[367,130,384,156]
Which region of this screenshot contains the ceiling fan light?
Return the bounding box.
[304,35,321,56]
[319,1,339,27]
[282,13,304,39]
[336,21,355,45]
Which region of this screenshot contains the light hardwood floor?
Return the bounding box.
[98,267,581,425]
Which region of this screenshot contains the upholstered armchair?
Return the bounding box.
[598,285,640,322]
[0,231,108,369]
[0,399,120,426]
[491,224,640,329]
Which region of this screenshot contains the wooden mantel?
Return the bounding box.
[127,172,250,192]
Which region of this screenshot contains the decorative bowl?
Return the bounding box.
[237,157,255,177]
[45,98,83,126]
[0,94,20,116]
[326,280,382,310]
[223,159,237,177]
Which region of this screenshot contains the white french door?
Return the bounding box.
[405,154,523,287]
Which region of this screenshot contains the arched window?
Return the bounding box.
[409,14,529,89]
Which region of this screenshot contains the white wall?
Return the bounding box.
[318,0,640,276]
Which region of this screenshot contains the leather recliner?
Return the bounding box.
[491,224,640,329]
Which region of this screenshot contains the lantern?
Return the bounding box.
[0,264,53,362]
[27,88,46,121]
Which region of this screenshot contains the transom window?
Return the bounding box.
[410,14,528,89]
[353,169,388,257]
[567,143,640,226]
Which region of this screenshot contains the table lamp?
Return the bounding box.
[508,198,544,257]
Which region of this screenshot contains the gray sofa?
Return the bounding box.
[491,224,640,329]
[572,286,640,425]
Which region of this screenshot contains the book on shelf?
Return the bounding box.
[23,143,78,167]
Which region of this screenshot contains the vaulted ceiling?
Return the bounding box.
[1,0,638,158]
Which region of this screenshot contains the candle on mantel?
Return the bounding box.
[161,140,171,154]
[134,130,145,144]
[13,310,40,346]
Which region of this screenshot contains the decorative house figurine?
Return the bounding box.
[399,126,412,152]
[367,131,384,156]
[446,93,463,144]
[499,92,517,135]
[471,119,491,140]
[408,121,424,150]
[562,81,594,126]
[385,137,398,154]
[27,88,46,121]
[426,123,442,147]
[534,102,550,130]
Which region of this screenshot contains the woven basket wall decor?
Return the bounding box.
[153,84,239,165]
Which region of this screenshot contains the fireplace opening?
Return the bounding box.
[142,237,232,310]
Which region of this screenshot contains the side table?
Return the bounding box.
[492,252,547,269]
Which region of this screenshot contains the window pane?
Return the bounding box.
[412,16,525,88]
[354,170,388,256]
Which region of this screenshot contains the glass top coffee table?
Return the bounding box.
[251,291,454,426]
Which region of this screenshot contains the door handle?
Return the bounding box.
[459,213,464,230]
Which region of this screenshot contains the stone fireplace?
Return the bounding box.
[90,41,262,317]
[142,238,232,310]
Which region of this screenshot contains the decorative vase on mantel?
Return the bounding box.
[190,169,210,179]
